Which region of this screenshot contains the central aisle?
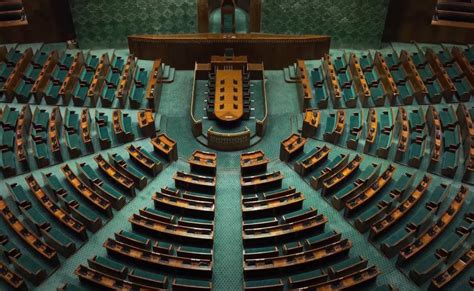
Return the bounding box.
[213,166,244,290]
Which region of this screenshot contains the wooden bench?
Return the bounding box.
[296,60,313,110]
[280,133,306,162]
[145,59,163,111]
[151,133,178,162]
[116,55,136,107]
[241,171,284,194]
[242,187,304,219]
[244,238,350,276]
[0,196,59,265]
[322,155,363,195]
[25,174,87,240]
[127,144,163,176]
[240,150,269,176]
[188,150,217,176]
[324,110,345,144]
[369,175,432,239]
[62,164,113,217]
[345,165,396,216]
[112,109,134,143]
[173,171,216,194]
[364,108,378,153]
[137,109,156,137]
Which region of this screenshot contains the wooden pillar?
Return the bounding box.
[197,0,209,33]
[249,0,261,32]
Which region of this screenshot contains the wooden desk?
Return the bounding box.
[280,133,306,162]
[214,69,243,122]
[240,150,269,175]
[104,238,212,277]
[173,171,217,194]
[189,150,217,176]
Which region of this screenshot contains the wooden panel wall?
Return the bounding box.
[382,0,474,44]
[128,33,330,69]
[0,0,75,44]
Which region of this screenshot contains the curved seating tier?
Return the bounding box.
[127,144,163,176]
[0,262,26,290]
[94,154,135,196]
[344,165,397,215]
[296,60,314,109]
[280,133,306,162]
[294,145,331,176]
[61,164,113,216]
[241,171,284,194]
[240,150,269,176]
[364,108,378,152]
[370,175,432,239]
[242,187,304,219]
[243,208,327,247]
[188,150,217,176]
[151,133,178,162]
[397,185,468,264]
[322,154,363,195]
[0,196,59,264]
[173,171,216,194]
[244,239,351,277]
[25,174,87,240]
[330,162,382,210]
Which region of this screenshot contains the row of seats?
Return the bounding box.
[427,47,473,102]
[426,105,462,177]
[0,46,163,110]
[328,54,358,107]
[240,149,382,290]
[280,133,306,162]
[282,137,472,288]
[300,104,469,180]
[0,104,156,177]
[188,150,217,176]
[305,46,473,110]
[68,147,215,290]
[296,60,314,109]
[0,134,177,288]
[323,110,345,144]
[457,104,474,183]
[240,150,269,176]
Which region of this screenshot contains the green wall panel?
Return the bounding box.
[261,0,390,48]
[69,0,197,48]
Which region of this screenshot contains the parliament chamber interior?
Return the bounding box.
[0,0,473,290]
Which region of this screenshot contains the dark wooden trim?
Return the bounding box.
[197,0,209,33]
[249,0,261,32]
[382,0,474,44]
[0,0,75,44]
[128,33,330,69]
